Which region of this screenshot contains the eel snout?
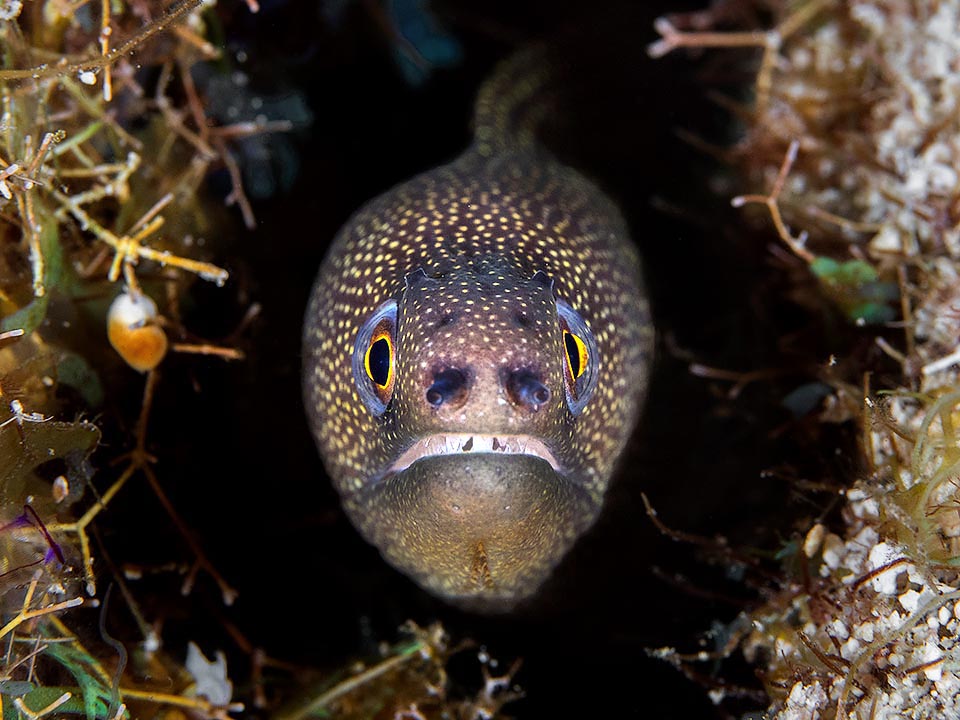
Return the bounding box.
[355,450,596,609]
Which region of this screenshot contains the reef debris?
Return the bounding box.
[649,0,960,717]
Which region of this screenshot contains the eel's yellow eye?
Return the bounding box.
[563,330,588,380]
[556,299,599,415]
[353,299,398,416]
[365,332,394,388]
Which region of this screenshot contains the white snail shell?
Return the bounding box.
[107,291,168,372]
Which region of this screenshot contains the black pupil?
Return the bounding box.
[368,337,391,387]
[564,332,581,378]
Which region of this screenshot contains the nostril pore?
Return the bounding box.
[426,368,468,407]
[507,370,551,410]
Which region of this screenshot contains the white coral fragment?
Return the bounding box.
[0,0,22,21]
[185,642,233,707]
[866,542,906,595]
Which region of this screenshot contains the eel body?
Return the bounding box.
[303,58,653,608]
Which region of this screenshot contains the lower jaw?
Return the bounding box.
[349,452,599,609]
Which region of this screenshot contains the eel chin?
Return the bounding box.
[351,434,597,611]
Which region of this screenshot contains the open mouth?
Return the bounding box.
[387,433,563,475]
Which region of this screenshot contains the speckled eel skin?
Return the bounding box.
[303,52,654,609]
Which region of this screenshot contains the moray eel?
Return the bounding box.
[303,51,653,608]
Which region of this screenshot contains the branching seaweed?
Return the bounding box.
[0,1,275,718]
[276,622,522,720]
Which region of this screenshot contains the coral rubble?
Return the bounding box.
[651,0,960,717]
